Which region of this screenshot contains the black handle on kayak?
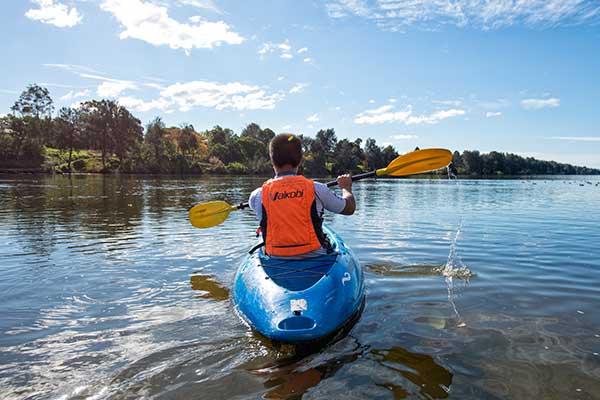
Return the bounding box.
[325,170,377,187]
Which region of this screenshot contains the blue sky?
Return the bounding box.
[2,0,600,167]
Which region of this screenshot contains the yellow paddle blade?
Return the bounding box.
[376,148,452,177]
[189,201,237,228]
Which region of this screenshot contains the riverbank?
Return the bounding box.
[2,147,599,176]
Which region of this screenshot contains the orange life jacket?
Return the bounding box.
[260,175,326,256]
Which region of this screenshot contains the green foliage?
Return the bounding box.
[331,138,364,175]
[2,83,599,176]
[450,150,598,176]
[226,162,248,174]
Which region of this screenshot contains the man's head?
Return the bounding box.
[269,133,302,170]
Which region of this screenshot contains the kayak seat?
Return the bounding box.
[259,253,338,291]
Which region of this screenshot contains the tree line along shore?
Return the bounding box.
[1,84,598,176]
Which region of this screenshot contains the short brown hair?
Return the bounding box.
[269,133,302,168]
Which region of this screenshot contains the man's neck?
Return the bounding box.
[273,166,298,177]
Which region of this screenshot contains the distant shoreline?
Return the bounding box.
[1,169,598,179]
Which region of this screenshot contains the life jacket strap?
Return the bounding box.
[249,242,265,255]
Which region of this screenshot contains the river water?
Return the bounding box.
[1,174,599,399]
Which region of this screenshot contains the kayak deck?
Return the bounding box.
[261,253,338,292]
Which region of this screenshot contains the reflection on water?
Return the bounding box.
[1,175,600,399]
[371,346,453,399]
[190,273,230,301]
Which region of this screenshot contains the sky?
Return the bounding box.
[2,0,600,167]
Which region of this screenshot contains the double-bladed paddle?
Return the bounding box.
[189,148,452,229]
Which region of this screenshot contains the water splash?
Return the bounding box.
[446,165,457,179]
[434,219,473,280]
[432,221,472,327]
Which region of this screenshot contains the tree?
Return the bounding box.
[79,100,113,170]
[238,135,270,173]
[54,107,81,171]
[113,105,143,169]
[79,99,141,171]
[364,138,385,169]
[240,123,276,145]
[451,150,463,174]
[145,117,168,167]
[11,84,53,118]
[332,138,363,175]
[315,128,337,158]
[178,124,200,159]
[462,150,482,176]
[381,145,399,165]
[205,125,234,146]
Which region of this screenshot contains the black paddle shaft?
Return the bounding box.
[325,170,376,187]
[237,170,377,209]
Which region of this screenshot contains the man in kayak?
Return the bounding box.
[249,133,355,257]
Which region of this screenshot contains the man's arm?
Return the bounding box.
[337,174,355,215]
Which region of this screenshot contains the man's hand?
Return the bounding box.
[337,174,352,192]
[337,174,355,215]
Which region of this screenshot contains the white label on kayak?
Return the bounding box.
[342,272,351,286]
[290,299,307,312]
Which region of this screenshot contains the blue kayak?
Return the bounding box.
[233,225,365,343]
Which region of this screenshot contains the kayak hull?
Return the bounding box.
[233,225,365,343]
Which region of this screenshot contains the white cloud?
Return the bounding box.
[354,105,410,124]
[550,136,600,142]
[282,124,292,130]
[160,81,283,111]
[303,57,312,63]
[100,0,244,54]
[26,0,82,28]
[520,97,560,109]
[434,99,463,107]
[178,0,222,14]
[354,104,465,125]
[406,109,465,125]
[368,99,375,104]
[306,113,320,122]
[325,0,600,30]
[42,63,102,75]
[144,83,166,90]
[278,42,291,52]
[486,111,502,117]
[113,80,284,112]
[259,40,293,59]
[97,81,137,97]
[297,47,308,54]
[335,106,341,110]
[60,89,90,101]
[118,96,171,112]
[277,76,285,81]
[392,134,418,140]
[289,83,307,94]
[44,62,283,113]
[389,98,397,103]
